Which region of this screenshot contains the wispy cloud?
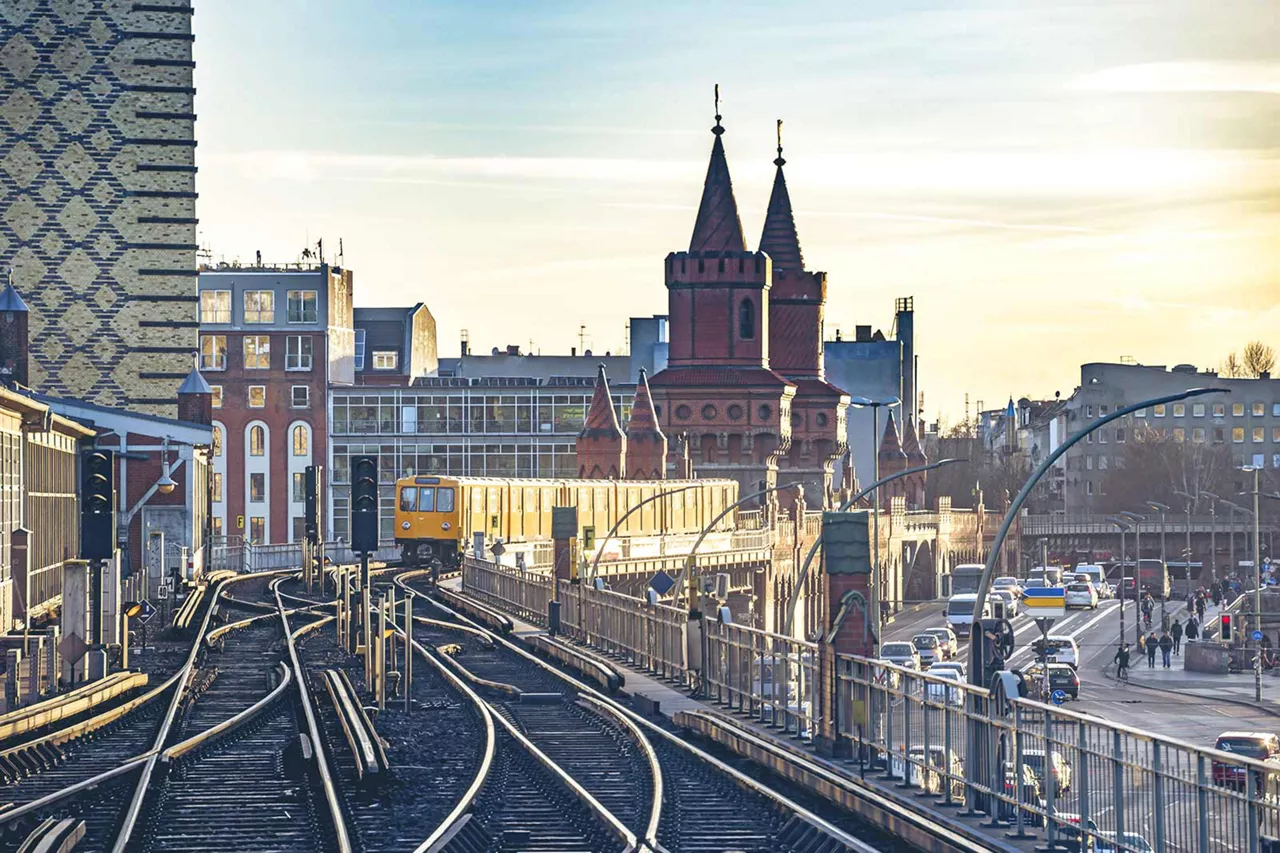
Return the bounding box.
[1068,61,1280,94]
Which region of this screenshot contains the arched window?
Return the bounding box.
[249,425,265,456]
[738,299,755,340]
[212,426,222,457]
[292,424,308,457]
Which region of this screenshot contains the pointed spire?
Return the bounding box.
[580,364,623,439]
[625,368,664,439]
[902,414,926,465]
[0,268,28,314]
[689,85,747,253]
[625,368,667,479]
[878,410,907,466]
[758,119,804,272]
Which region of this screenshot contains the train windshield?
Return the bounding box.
[399,486,453,512]
[399,487,417,511]
[437,487,455,512]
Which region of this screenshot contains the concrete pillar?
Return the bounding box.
[10,527,29,632]
[62,559,90,683]
[101,553,121,647]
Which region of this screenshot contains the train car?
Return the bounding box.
[394,476,739,566]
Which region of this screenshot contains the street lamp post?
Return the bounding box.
[589,484,702,582]
[1204,491,1220,585]
[1241,466,1263,703]
[1173,490,1197,592]
[1121,511,1146,644]
[849,395,900,626]
[1108,517,1131,648]
[1148,501,1170,627]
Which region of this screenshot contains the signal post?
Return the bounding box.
[350,455,379,692]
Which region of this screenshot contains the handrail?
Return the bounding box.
[162,663,292,761]
[275,581,352,853]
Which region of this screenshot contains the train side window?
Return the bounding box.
[438,487,455,513]
[419,487,436,512]
[399,487,418,512]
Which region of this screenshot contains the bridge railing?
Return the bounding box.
[703,619,817,738]
[834,656,1280,852]
[557,579,689,683]
[1022,513,1256,536]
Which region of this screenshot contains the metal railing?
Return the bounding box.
[703,619,817,738]
[1023,513,1256,536]
[557,579,689,683]
[209,539,400,573]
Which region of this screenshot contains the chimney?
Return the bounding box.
[855,325,871,342]
[0,273,30,388]
[460,329,470,357]
[571,346,577,357]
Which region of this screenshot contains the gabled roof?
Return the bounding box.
[579,364,623,439]
[878,410,908,461]
[688,119,747,254]
[902,414,927,464]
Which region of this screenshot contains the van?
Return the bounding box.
[1028,566,1063,587]
[1074,564,1111,599]
[946,594,1004,636]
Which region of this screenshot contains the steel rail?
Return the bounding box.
[579,693,664,850]
[160,661,293,762]
[397,575,874,853]
[274,580,352,853]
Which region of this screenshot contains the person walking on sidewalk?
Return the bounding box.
[1186,616,1199,641]
[1113,644,1131,681]
[1196,595,1207,621]
[1171,619,1183,655]
[1159,631,1174,668]
[1146,632,1159,668]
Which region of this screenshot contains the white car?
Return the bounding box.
[881,642,920,670]
[1035,635,1080,669]
[925,669,965,706]
[923,627,958,659]
[993,576,1024,598]
[1064,581,1098,610]
[929,660,966,680]
[993,589,1020,617]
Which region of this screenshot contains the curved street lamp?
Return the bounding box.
[968,386,1224,687]
[587,483,703,583]
[849,395,900,621]
[1147,500,1170,626]
[782,457,964,638]
[1107,516,1131,647]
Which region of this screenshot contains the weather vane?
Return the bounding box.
[775,118,785,166]
[713,83,723,134]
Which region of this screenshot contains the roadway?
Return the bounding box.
[885,597,1279,748]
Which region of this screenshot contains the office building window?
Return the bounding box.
[244,290,275,323]
[244,336,270,369]
[1274,403,1280,417]
[1192,427,1205,442]
[292,386,310,408]
[1086,480,1093,496]
[1233,403,1245,417]
[1086,432,1093,444]
[212,426,222,457]
[286,335,313,371]
[1254,427,1265,443]
[1255,453,1266,468]
[1274,427,1280,443]
[1086,405,1094,418]
[212,473,223,503]
[1099,405,1109,416]
[1153,404,1166,417]
[287,290,318,323]
[1193,404,1205,417]
[373,351,398,370]
[355,329,367,370]
[1115,429,1126,443]
[248,386,266,408]
[1213,427,1225,443]
[199,335,226,371]
[212,517,223,537]
[211,386,223,408]
[1173,428,1185,442]
[1214,404,1226,417]
[1173,403,1185,417]
[293,472,306,502]
[292,425,308,456]
[249,425,265,455]
[200,290,230,323]
[1098,430,1107,444]
[250,473,265,502]
[1233,427,1245,443]
[1135,408,1146,418]
[1086,455,1094,470]
[1254,402,1266,416]
[1098,456,1109,470]
[249,517,265,545]
[1274,454,1280,469]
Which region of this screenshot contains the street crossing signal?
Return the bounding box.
[305,465,322,542]
[350,455,379,554]
[1221,613,1233,643]
[80,448,115,560]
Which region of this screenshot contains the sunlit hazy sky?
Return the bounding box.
[193,1,1279,423]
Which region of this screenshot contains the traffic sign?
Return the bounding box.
[1253,630,1265,642]
[649,570,675,597]
[136,600,157,623]
[1051,689,1067,706]
[157,584,169,600]
[1023,587,1067,619]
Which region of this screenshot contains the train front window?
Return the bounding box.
[438,487,455,513]
[399,487,417,512]
[418,487,436,512]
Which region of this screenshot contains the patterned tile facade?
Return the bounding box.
[0,1,197,416]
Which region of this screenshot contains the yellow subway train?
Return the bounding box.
[393,476,739,565]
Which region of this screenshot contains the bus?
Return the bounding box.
[950,564,984,596]
[1137,559,1170,600]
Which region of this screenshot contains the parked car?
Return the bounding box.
[890,745,964,797]
[1032,635,1081,669]
[1095,832,1153,853]
[929,660,966,680]
[1022,748,1073,798]
[923,626,958,659]
[1000,761,1044,826]
[925,668,964,706]
[881,642,921,671]
[1064,581,1098,610]
[912,633,942,668]
[993,576,1024,598]
[1024,662,1081,700]
[993,589,1020,617]
[1211,731,1280,791]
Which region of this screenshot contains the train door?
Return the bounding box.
[469,486,486,543]
[508,484,523,541]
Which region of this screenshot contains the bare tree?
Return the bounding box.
[1222,351,1245,378]
[1099,425,1235,513]
[1243,341,1276,378]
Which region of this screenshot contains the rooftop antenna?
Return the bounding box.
[579,324,586,355]
[338,238,344,267]
[317,238,323,266]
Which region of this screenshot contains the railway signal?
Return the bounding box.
[351,455,378,554]
[79,448,115,560]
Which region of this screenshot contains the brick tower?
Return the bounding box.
[626,368,667,479]
[761,121,849,508]
[648,95,795,502]
[577,364,626,479]
[901,415,928,509]
[877,410,909,501]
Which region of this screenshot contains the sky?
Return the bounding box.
[192,0,1280,425]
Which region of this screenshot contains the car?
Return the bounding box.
[1064,581,1098,610]
[992,589,1020,617]
[912,633,942,668]
[1024,662,1081,700]
[1052,814,1101,852]
[1023,577,1048,592]
[1022,748,1073,798]
[993,576,1024,598]
[881,642,920,671]
[925,668,964,706]
[1095,832,1154,853]
[1074,564,1111,599]
[891,746,964,797]
[1000,761,1044,826]
[1032,635,1080,669]
[923,627,958,659]
[1211,731,1280,791]
[929,660,966,680]
[871,660,903,690]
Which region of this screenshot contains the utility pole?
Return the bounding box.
[1244,466,1263,703]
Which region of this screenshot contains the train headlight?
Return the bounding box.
[401,521,410,530]
[442,522,451,530]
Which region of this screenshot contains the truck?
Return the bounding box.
[950,564,984,596]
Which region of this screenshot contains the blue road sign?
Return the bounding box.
[649,570,675,596]
[1051,689,1067,706]
[1253,630,1265,642]
[137,600,157,623]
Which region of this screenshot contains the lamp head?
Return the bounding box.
[156,471,176,495]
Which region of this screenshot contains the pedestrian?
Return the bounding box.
[1171,619,1183,655]
[1197,596,1207,620]
[1186,617,1199,642]
[1146,632,1159,668]
[1159,632,1174,668]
